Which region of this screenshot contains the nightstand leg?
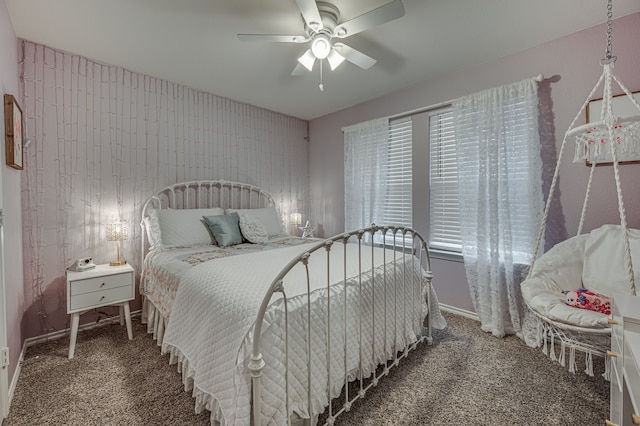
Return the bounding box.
[119,305,124,325]
[68,313,80,359]
[123,302,133,340]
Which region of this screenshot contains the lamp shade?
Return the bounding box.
[327,49,345,70]
[298,49,316,71]
[106,222,129,241]
[290,212,302,226]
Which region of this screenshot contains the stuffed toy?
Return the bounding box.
[564,288,611,315]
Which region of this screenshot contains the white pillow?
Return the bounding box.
[227,206,285,237]
[153,207,225,249]
[239,213,269,243]
[144,209,163,250]
[582,224,640,296]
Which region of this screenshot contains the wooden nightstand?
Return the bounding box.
[66,263,135,359]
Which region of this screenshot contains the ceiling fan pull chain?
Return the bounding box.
[319,59,324,91]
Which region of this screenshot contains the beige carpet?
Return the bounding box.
[5,312,608,425]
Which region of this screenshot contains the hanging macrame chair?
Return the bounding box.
[521,0,639,377]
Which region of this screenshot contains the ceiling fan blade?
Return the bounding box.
[334,43,376,69]
[333,0,405,38]
[237,34,309,43]
[295,0,323,31]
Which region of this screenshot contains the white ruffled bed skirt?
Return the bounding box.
[142,297,236,425]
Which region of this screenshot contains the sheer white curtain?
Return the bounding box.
[453,78,544,341]
[344,118,389,231]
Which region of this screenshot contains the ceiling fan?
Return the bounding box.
[237,0,405,76]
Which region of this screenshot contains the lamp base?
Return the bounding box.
[109,259,127,266]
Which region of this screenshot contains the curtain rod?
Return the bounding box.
[341,74,544,131]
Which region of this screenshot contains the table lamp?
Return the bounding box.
[106,221,128,266]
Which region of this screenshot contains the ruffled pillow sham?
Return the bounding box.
[226,206,285,237]
[144,207,225,250]
[239,213,269,243]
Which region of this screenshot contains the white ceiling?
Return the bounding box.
[6,0,640,120]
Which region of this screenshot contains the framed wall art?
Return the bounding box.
[585,90,640,166]
[4,94,24,170]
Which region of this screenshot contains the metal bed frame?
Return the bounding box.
[140,180,434,426]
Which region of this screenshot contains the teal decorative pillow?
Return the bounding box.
[202,213,244,248]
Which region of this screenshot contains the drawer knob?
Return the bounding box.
[100,282,106,288]
[608,318,619,325]
[632,413,640,425]
[607,350,618,358]
[100,296,105,301]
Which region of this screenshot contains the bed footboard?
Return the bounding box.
[249,225,433,426]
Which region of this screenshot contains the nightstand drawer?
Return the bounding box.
[69,272,132,296]
[69,285,133,312]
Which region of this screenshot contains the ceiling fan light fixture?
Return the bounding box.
[327,49,345,70]
[311,34,331,59]
[298,49,316,71]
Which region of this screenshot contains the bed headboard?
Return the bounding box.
[140,180,277,263]
[141,180,275,217]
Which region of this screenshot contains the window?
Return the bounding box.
[346,81,539,259]
[428,108,461,253]
[383,118,412,228]
[374,118,413,246]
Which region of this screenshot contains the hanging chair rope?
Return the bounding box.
[576,162,597,236]
[529,60,637,296]
[606,95,636,296]
[528,71,605,275]
[524,0,637,379]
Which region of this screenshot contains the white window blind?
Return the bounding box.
[368,117,413,247]
[384,117,412,228]
[429,108,461,252]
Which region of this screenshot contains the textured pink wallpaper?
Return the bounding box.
[19,41,310,339]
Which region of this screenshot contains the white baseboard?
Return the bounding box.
[439,303,479,321]
[22,310,142,349]
[9,310,142,407]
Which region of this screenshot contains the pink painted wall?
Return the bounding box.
[308,13,640,313]
[0,0,25,390]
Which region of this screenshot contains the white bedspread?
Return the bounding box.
[141,236,314,322]
[161,242,445,425]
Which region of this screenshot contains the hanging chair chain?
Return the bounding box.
[603,0,616,63]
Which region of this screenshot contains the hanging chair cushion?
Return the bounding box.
[521,233,609,329]
[522,224,639,330]
[582,224,640,296]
